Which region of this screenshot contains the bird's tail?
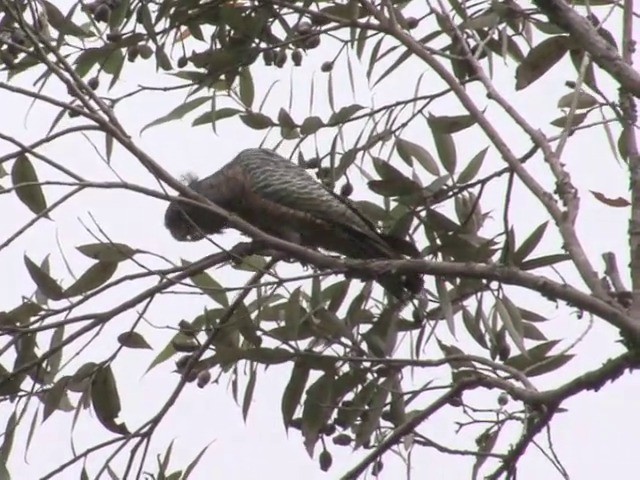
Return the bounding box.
[370,233,424,300]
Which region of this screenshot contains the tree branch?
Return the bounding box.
[532,0,640,99]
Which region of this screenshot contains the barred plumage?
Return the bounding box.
[164,148,423,298]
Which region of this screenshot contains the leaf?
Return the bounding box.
[570,50,599,93]
[0,412,16,467]
[457,147,487,184]
[182,444,211,480]
[192,107,241,127]
[242,347,294,364]
[428,114,476,134]
[24,255,64,300]
[76,242,136,262]
[335,379,376,430]
[43,1,92,38]
[429,126,457,175]
[277,108,297,130]
[438,340,474,369]
[368,179,421,197]
[146,341,177,373]
[301,372,334,456]
[242,367,257,421]
[328,104,364,125]
[240,112,275,130]
[527,354,573,376]
[45,325,65,382]
[184,263,229,307]
[374,48,413,86]
[472,427,500,478]
[495,298,526,356]
[64,262,118,297]
[520,254,570,270]
[117,331,152,350]
[281,360,310,429]
[505,340,560,370]
[155,46,172,71]
[141,96,211,132]
[396,139,439,175]
[11,154,48,216]
[103,48,125,85]
[557,91,598,109]
[513,222,548,264]
[43,378,71,421]
[462,307,488,349]
[238,67,254,108]
[515,36,570,90]
[550,111,588,129]
[355,377,391,448]
[462,11,501,30]
[325,280,351,313]
[436,278,455,337]
[75,47,112,78]
[300,116,325,135]
[5,300,42,325]
[590,190,630,207]
[522,322,547,341]
[91,365,129,435]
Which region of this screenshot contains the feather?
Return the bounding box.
[164,148,423,298]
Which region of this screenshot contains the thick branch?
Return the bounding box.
[533,0,640,99]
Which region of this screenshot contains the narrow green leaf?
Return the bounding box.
[240,112,275,130]
[43,1,92,37]
[550,111,588,129]
[282,360,310,429]
[354,377,391,448]
[300,116,325,135]
[64,262,118,297]
[396,139,439,175]
[24,255,64,300]
[513,222,548,264]
[11,154,48,216]
[91,365,129,435]
[328,104,364,125]
[242,367,257,421]
[516,36,570,90]
[155,45,172,71]
[277,108,297,130]
[436,278,455,337]
[192,107,241,127]
[430,129,457,175]
[242,347,294,364]
[520,254,570,270]
[184,263,229,307]
[302,372,334,456]
[238,67,255,108]
[0,412,17,467]
[495,298,526,356]
[182,444,211,480]
[117,331,152,349]
[428,114,476,134]
[76,242,136,262]
[75,47,113,78]
[457,147,487,184]
[557,91,598,109]
[142,96,211,132]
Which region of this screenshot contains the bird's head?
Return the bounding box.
[164,200,207,241]
[164,174,226,242]
[164,173,210,242]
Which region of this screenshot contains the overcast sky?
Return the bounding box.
[1,2,639,479]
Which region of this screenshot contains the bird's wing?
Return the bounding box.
[236,149,400,257]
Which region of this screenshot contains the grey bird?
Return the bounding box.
[164,148,423,298]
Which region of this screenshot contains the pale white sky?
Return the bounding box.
[1,2,639,479]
